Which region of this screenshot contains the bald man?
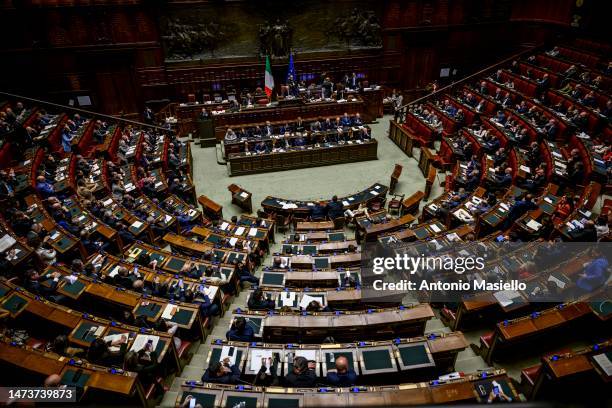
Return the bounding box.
[44,374,63,387]
[326,355,357,387]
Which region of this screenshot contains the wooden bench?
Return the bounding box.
[198,195,223,220]
[401,191,425,215]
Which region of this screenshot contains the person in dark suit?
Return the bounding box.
[569,220,597,242]
[284,356,316,387]
[325,195,344,219]
[326,356,358,387]
[264,121,274,137]
[143,106,154,125]
[488,167,512,191]
[226,316,254,342]
[248,288,275,310]
[310,202,327,219]
[202,361,241,384]
[322,77,333,98]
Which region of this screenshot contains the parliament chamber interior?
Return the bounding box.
[0,0,611,407]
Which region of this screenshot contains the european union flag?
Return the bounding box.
[287,52,296,83]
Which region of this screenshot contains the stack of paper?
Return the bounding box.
[162,304,178,320]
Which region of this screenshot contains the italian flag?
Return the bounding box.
[264,56,274,98]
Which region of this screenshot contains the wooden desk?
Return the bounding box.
[197,195,223,220]
[212,98,365,139]
[228,184,253,213]
[359,214,416,242]
[227,139,378,176]
[245,304,434,342]
[295,220,335,232]
[261,183,388,217]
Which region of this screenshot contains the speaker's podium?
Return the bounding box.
[197,118,215,147]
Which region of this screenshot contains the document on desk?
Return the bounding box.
[299,294,324,309]
[342,200,350,206]
[220,222,229,231]
[229,237,238,247]
[108,265,121,278]
[248,228,258,237]
[220,346,239,365]
[249,349,274,372]
[547,275,566,289]
[493,290,521,307]
[235,227,245,235]
[132,221,143,229]
[280,291,297,307]
[104,333,129,352]
[240,192,249,198]
[592,353,612,376]
[131,334,160,353]
[162,304,178,320]
[526,219,542,231]
[430,224,442,233]
[0,234,16,253]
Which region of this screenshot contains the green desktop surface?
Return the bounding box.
[261,272,285,286]
[362,349,394,371]
[73,322,99,344]
[245,317,263,334]
[302,245,317,255]
[590,301,612,319]
[225,395,258,408]
[398,344,433,367]
[171,308,195,325]
[61,280,86,297]
[282,245,298,254]
[54,236,74,251]
[61,369,91,388]
[473,378,513,399]
[314,258,329,269]
[165,257,186,272]
[206,234,222,244]
[134,302,162,318]
[267,396,300,408]
[1,293,27,314]
[328,233,345,242]
[413,228,429,240]
[150,253,166,264]
[210,347,244,366]
[323,351,354,371]
[182,392,217,408]
[483,213,500,226]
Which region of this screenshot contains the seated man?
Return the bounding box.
[284,356,317,387]
[201,360,241,384]
[248,288,275,310]
[326,355,357,387]
[325,195,344,220]
[226,316,255,342]
[254,140,268,153]
[340,113,352,127]
[310,202,327,220]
